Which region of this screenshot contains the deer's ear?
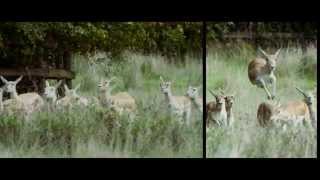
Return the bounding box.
[258,47,269,59]
[64,84,70,92]
[160,76,164,83]
[75,84,81,91]
[274,48,281,59]
[55,80,63,89]
[15,75,23,84]
[0,76,8,84]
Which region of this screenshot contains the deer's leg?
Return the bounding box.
[185,108,191,125]
[257,78,272,99]
[270,74,277,99]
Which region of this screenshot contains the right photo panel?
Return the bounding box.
[205,22,317,158]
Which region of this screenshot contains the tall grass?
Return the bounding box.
[0,52,202,158]
[206,44,317,158]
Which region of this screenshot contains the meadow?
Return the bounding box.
[0,52,203,158]
[206,43,317,158]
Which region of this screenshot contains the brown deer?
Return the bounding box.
[248,48,281,100]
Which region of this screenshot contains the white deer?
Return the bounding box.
[160,76,192,125]
[98,77,136,116]
[0,75,44,119]
[248,48,281,100]
[56,83,92,109]
[43,80,63,110]
[206,90,227,127]
[186,86,203,113]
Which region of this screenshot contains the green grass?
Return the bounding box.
[206,44,317,158]
[0,52,202,158]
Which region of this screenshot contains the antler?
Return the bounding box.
[295,87,308,98]
[208,89,217,97]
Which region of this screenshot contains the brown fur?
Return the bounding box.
[248,58,272,84]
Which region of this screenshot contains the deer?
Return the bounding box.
[160,76,192,125]
[257,87,316,129]
[0,86,23,117]
[248,48,281,100]
[43,80,63,110]
[186,86,203,113]
[98,77,137,116]
[219,91,235,126]
[56,83,94,109]
[206,90,227,127]
[0,76,44,119]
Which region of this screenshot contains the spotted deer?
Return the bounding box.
[248,48,281,100]
[160,76,192,125]
[206,90,227,127]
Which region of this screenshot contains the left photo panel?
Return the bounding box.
[0,22,203,158]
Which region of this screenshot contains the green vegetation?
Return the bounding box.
[0,52,202,158]
[206,43,317,158]
[0,22,202,63]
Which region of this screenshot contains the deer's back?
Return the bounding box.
[257,102,273,127]
[248,58,268,83]
[19,93,44,112]
[111,92,136,110]
[280,101,309,118]
[173,96,191,109]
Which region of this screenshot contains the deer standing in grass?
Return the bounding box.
[0,76,44,119]
[160,76,191,125]
[220,91,235,126]
[248,48,281,100]
[56,83,92,109]
[186,86,203,113]
[98,77,136,116]
[206,90,227,127]
[43,80,62,110]
[257,87,316,129]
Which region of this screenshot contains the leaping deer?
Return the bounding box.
[248,48,281,100]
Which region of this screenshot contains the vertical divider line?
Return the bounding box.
[202,21,207,159]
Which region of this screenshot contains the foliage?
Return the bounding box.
[0,22,202,63]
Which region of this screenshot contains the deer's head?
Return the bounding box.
[186,86,200,99]
[160,76,172,95]
[0,75,23,94]
[44,80,62,101]
[259,48,281,71]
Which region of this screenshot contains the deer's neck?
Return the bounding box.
[164,91,177,107]
[10,91,20,100]
[226,106,233,121]
[99,89,112,105]
[190,97,202,112]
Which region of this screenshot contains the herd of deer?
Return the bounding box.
[0,74,203,124]
[0,47,317,129]
[206,48,317,130]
